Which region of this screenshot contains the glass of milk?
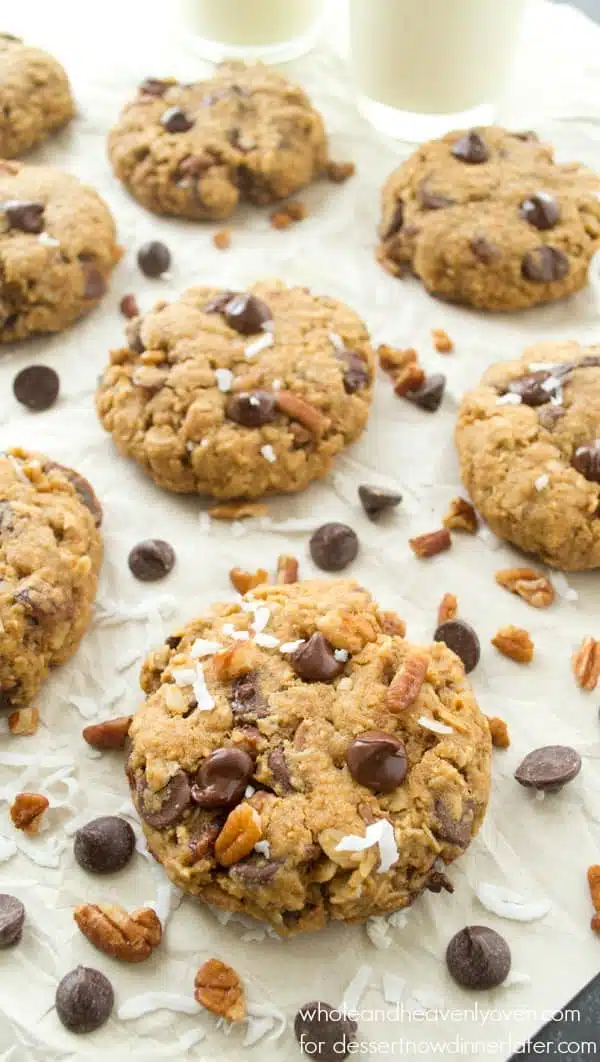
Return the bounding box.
[181,0,327,63]
[349,0,528,141]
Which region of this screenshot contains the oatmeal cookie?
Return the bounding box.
[126,579,491,934]
[0,34,74,158]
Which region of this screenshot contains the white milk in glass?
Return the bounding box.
[182,0,325,62]
[349,0,527,140]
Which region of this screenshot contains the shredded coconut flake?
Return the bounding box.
[38,231,60,247]
[245,785,256,798]
[172,667,197,687]
[541,374,561,393]
[496,393,522,406]
[255,633,280,648]
[215,367,233,392]
[528,362,557,371]
[193,663,215,711]
[553,572,578,602]
[260,444,277,463]
[259,517,319,533]
[244,1001,286,1046]
[478,525,502,549]
[254,840,271,857]
[535,790,546,802]
[382,972,406,1003]
[417,715,454,735]
[534,474,549,491]
[476,882,551,922]
[329,331,345,351]
[0,836,17,863]
[334,649,349,662]
[118,992,201,1021]
[280,639,305,653]
[504,970,532,987]
[336,819,398,873]
[191,638,222,658]
[251,606,271,634]
[116,646,143,672]
[341,965,373,1014]
[365,916,392,950]
[245,332,274,358]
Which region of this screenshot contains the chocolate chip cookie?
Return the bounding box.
[0,35,74,158]
[0,449,103,712]
[0,161,121,341]
[96,281,374,499]
[126,579,491,934]
[107,61,328,220]
[456,341,600,569]
[378,127,600,311]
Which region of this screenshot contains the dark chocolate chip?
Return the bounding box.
[433,619,480,673]
[0,690,16,712]
[346,731,407,793]
[417,180,454,210]
[120,293,139,319]
[137,240,171,278]
[446,926,511,990]
[82,265,106,300]
[268,746,294,793]
[229,671,269,720]
[383,200,404,240]
[572,442,600,484]
[63,468,103,526]
[225,390,277,427]
[73,816,136,874]
[513,130,539,142]
[191,748,253,808]
[426,869,455,894]
[230,859,281,885]
[337,349,371,394]
[470,235,501,264]
[139,770,192,828]
[128,539,175,581]
[139,77,172,96]
[161,106,194,133]
[451,131,489,164]
[3,199,44,233]
[514,745,581,792]
[358,484,402,520]
[56,966,114,1034]
[0,894,25,947]
[126,316,145,353]
[223,293,272,335]
[519,192,561,231]
[310,522,359,572]
[433,799,475,847]
[522,246,569,283]
[294,1001,358,1061]
[291,633,345,683]
[13,365,59,411]
[403,373,446,412]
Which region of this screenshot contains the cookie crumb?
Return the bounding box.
[572,637,600,690]
[409,528,452,559]
[326,160,356,183]
[432,328,453,353]
[491,625,534,663]
[438,592,458,624]
[213,228,232,251]
[487,717,510,748]
[208,502,269,521]
[443,497,478,534]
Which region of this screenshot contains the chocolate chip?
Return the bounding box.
[82,265,106,299]
[358,485,402,520]
[514,745,581,792]
[203,290,237,314]
[126,316,145,353]
[56,966,114,1033]
[268,746,294,793]
[417,180,454,210]
[140,77,172,96]
[446,927,511,990]
[519,192,561,231]
[337,349,371,394]
[310,522,359,572]
[0,894,25,947]
[191,748,253,808]
[139,770,192,828]
[572,442,600,484]
[229,671,269,720]
[128,539,175,581]
[223,293,272,335]
[161,106,194,133]
[225,390,277,427]
[3,199,44,233]
[137,240,171,278]
[522,246,569,283]
[403,373,446,412]
[13,365,59,411]
[470,235,501,264]
[433,799,475,847]
[291,633,345,683]
[427,869,455,894]
[505,369,555,407]
[63,468,103,526]
[513,130,539,142]
[120,293,139,319]
[434,619,480,673]
[74,816,136,874]
[383,200,404,239]
[451,131,489,164]
[346,731,407,793]
[230,859,281,885]
[294,1001,358,1061]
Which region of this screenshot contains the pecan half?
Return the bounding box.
[437,593,458,624]
[572,637,600,691]
[82,715,132,749]
[208,501,269,521]
[495,567,555,609]
[10,792,49,833]
[229,567,269,594]
[8,706,39,736]
[213,641,263,681]
[194,958,246,1022]
[215,803,262,866]
[276,554,299,584]
[387,652,429,713]
[487,717,510,748]
[443,497,478,534]
[491,626,534,664]
[73,903,161,963]
[409,528,452,558]
[588,865,600,931]
[275,390,327,436]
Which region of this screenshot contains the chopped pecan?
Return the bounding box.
[215,803,262,866]
[437,593,458,624]
[487,717,510,749]
[213,228,232,251]
[73,903,161,963]
[229,567,269,594]
[270,201,307,229]
[82,715,132,749]
[270,209,294,230]
[495,567,555,609]
[8,706,39,736]
[213,641,263,681]
[572,637,600,691]
[491,626,534,664]
[378,344,418,375]
[326,160,356,183]
[443,497,478,534]
[275,390,327,435]
[588,865,600,931]
[387,652,429,713]
[431,328,453,353]
[208,501,269,521]
[409,528,452,558]
[276,554,299,584]
[10,792,49,833]
[194,958,246,1022]
[380,610,406,637]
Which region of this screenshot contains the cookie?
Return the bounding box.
[377,127,600,311]
[126,579,491,934]
[107,61,327,220]
[0,449,103,712]
[96,281,374,499]
[0,161,120,341]
[0,35,74,158]
[456,341,600,569]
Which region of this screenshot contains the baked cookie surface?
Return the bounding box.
[127,579,491,934]
[456,341,600,569]
[377,127,600,311]
[96,281,374,499]
[0,161,120,341]
[108,61,328,220]
[0,34,74,158]
[0,449,103,712]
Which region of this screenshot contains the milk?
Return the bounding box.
[183,0,324,58]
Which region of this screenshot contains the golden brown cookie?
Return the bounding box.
[0,449,103,711]
[0,34,74,158]
[378,127,600,311]
[96,281,374,499]
[108,61,328,221]
[126,579,491,934]
[456,341,600,569]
